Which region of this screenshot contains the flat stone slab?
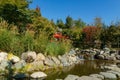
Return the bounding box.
[78,76,102,80]
[64,74,79,80]
[90,74,104,79]
[107,70,120,78]
[30,72,47,79]
[100,72,117,79]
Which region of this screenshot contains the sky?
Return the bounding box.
[29,0,120,25]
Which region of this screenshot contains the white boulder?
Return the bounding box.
[35,53,45,61]
[30,72,47,79]
[0,52,8,62]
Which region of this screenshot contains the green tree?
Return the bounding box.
[56,19,65,29]
[0,0,32,33]
[30,15,55,38]
[65,16,73,28]
[100,23,120,48]
[0,0,31,23]
[74,18,86,28]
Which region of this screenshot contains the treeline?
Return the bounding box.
[0,0,120,56]
[56,16,120,49]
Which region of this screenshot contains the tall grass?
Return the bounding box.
[0,20,72,56]
[0,29,12,52]
[21,31,34,51]
[34,31,49,53]
[45,39,72,56]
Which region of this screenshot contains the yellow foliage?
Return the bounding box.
[7,53,14,60]
[23,63,32,72]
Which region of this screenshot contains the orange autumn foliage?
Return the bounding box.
[83,26,101,42]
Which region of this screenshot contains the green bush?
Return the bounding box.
[45,39,72,56]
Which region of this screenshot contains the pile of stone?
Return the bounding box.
[0,50,79,79]
[75,47,120,61]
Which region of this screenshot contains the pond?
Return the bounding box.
[45,60,116,80]
[0,60,117,80]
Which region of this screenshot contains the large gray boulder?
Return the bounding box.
[10,55,20,63]
[51,56,61,65]
[31,61,44,71]
[64,74,79,80]
[14,60,26,69]
[58,55,69,66]
[68,54,77,64]
[30,72,47,79]
[90,74,104,79]
[0,60,9,71]
[78,76,102,80]
[44,56,55,67]
[104,65,120,72]
[107,70,120,78]
[100,72,117,79]
[21,51,36,63]
[35,53,45,61]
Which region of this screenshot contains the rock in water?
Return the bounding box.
[107,70,120,78]
[64,74,79,80]
[79,76,102,80]
[30,72,47,79]
[100,72,117,79]
[13,73,27,79]
[90,74,104,79]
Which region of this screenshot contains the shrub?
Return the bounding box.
[45,39,72,56]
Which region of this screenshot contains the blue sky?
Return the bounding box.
[29,0,120,25]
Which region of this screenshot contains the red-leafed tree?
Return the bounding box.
[82,26,101,44]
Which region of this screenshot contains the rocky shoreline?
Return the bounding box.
[0,47,120,80]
